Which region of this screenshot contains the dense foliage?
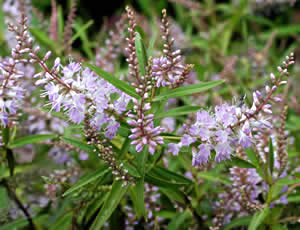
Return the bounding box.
[0,0,299,229]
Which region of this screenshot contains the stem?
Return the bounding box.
[0,179,36,230]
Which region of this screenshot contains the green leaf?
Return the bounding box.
[287,194,300,203]
[135,32,147,77]
[120,137,131,159]
[1,126,9,145]
[49,212,73,230]
[245,149,260,167]
[91,180,129,230]
[230,157,256,168]
[73,21,95,61]
[275,178,300,186]
[150,167,193,185]
[0,0,5,41]
[224,216,252,230]
[245,149,265,179]
[84,63,140,99]
[85,192,109,221]
[145,173,188,189]
[249,207,270,230]
[156,106,201,119]
[147,28,157,56]
[268,138,274,175]
[61,137,94,153]
[134,146,148,218]
[57,5,64,43]
[271,224,288,230]
[0,215,48,230]
[71,20,94,42]
[29,28,62,55]
[8,134,57,149]
[160,188,186,203]
[63,167,109,196]
[167,210,192,230]
[0,187,8,210]
[198,172,232,184]
[153,80,224,102]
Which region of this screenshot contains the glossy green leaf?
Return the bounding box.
[84,63,140,99]
[8,134,57,149]
[57,5,64,42]
[268,138,274,174]
[245,149,265,179]
[198,172,232,184]
[271,224,288,230]
[73,21,95,61]
[29,28,61,54]
[61,137,94,153]
[153,80,224,102]
[231,157,256,168]
[287,194,300,203]
[1,126,9,145]
[63,167,109,196]
[71,20,94,42]
[147,28,157,56]
[134,146,148,218]
[150,167,193,185]
[91,180,129,230]
[145,174,185,189]
[0,187,8,210]
[85,192,109,221]
[223,216,252,230]
[167,210,192,230]
[160,188,186,203]
[135,32,147,77]
[49,212,73,230]
[0,215,48,230]
[249,207,270,230]
[156,106,201,118]
[275,178,300,186]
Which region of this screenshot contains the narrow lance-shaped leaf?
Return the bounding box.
[230,157,256,169]
[268,138,274,175]
[91,180,129,230]
[84,63,141,99]
[71,20,94,42]
[156,105,201,119]
[133,146,148,219]
[167,209,192,230]
[1,127,9,145]
[153,80,224,102]
[63,167,109,197]
[135,32,147,77]
[8,134,57,149]
[223,216,252,230]
[29,28,62,55]
[248,207,270,230]
[61,137,94,153]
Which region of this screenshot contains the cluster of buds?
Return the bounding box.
[152,9,192,89]
[212,166,262,229]
[128,60,164,154]
[44,166,79,202]
[84,115,132,186]
[277,105,288,176]
[0,13,33,127]
[125,6,140,83]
